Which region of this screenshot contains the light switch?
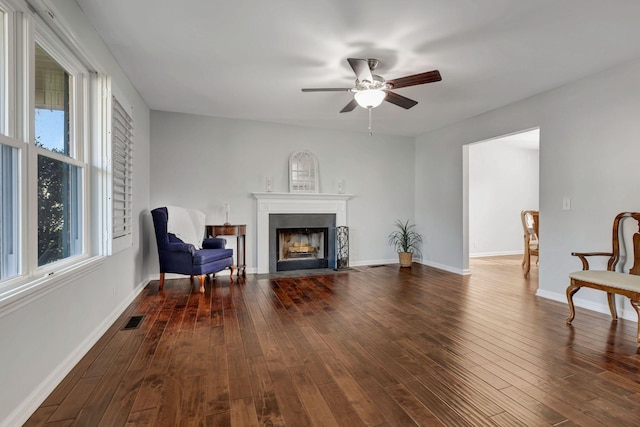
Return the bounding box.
[562,196,571,211]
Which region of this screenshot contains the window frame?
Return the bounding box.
[0,0,112,312]
[28,19,91,275]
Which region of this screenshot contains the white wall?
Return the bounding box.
[469,142,539,257]
[0,2,151,425]
[150,111,415,269]
[415,57,640,316]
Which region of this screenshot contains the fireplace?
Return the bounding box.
[269,213,336,272]
[253,192,352,274]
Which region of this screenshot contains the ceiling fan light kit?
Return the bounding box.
[354,89,386,109]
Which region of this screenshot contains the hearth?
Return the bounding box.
[269,213,336,272]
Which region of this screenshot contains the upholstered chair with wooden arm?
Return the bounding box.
[151,206,234,292]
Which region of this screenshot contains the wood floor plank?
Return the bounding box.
[25,257,640,426]
[321,351,387,426]
[288,363,340,427]
[230,396,259,427]
[205,344,231,416]
[44,376,100,423]
[383,383,445,427]
[246,355,285,426]
[124,408,157,426]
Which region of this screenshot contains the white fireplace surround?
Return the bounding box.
[253,192,353,273]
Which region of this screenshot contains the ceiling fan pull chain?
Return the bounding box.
[368,107,373,136]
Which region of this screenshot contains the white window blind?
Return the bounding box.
[111,95,133,246]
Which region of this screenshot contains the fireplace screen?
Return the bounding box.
[277,227,328,268]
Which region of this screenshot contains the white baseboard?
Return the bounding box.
[349,258,397,267]
[3,279,148,427]
[347,258,469,276]
[419,260,470,275]
[469,250,522,258]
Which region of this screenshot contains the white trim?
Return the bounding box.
[253,192,353,201]
[469,250,523,258]
[419,259,471,275]
[0,255,103,318]
[350,258,397,267]
[0,276,148,427]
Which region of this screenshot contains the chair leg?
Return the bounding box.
[566,283,581,324]
[607,292,618,320]
[630,300,640,345]
[159,273,165,290]
[198,275,205,293]
[229,265,235,281]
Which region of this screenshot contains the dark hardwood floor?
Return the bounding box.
[25,256,640,426]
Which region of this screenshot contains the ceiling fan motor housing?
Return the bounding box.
[355,75,388,91]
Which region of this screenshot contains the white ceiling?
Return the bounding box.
[74,0,640,137]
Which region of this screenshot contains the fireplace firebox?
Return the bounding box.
[269,214,336,272]
[276,227,328,271]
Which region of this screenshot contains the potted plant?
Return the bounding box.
[388,219,423,267]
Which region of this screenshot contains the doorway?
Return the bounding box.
[464,128,540,277]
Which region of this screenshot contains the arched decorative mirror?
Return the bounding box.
[289,150,319,193]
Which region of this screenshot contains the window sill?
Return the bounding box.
[0,256,105,319]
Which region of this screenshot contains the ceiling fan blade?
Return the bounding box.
[301,88,352,92]
[387,70,442,89]
[347,58,373,83]
[340,99,359,113]
[384,91,418,109]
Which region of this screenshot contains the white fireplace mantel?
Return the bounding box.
[253,192,353,273]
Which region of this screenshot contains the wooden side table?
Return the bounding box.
[206,224,246,277]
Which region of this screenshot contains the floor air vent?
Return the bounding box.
[122,315,144,330]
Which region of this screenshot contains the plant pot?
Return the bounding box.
[398,252,413,267]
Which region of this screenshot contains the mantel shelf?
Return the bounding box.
[253,192,354,201]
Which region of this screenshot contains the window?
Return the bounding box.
[0,4,18,281]
[110,94,133,252]
[34,44,70,154]
[0,0,101,296]
[34,42,85,266]
[0,140,19,280]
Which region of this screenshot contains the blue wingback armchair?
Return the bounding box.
[151,207,234,292]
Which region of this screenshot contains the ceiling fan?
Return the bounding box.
[301,58,442,113]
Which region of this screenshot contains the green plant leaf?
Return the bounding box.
[388,219,423,255]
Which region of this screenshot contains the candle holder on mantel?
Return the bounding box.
[224,203,231,226]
